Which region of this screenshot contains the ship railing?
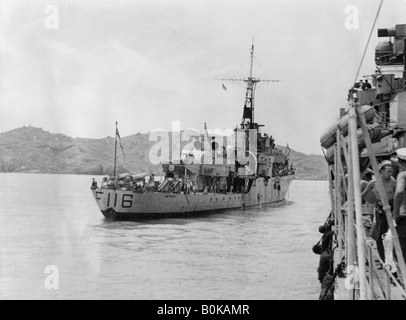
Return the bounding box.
[334,209,406,299]
[363,236,406,300]
[324,97,406,300]
[346,216,406,299]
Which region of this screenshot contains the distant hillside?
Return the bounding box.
[0,126,328,180]
[286,148,329,180]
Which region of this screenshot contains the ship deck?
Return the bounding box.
[334,235,406,300]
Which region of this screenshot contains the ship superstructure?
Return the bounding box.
[317,23,406,300]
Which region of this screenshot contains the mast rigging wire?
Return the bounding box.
[352,0,384,87]
[345,0,384,111]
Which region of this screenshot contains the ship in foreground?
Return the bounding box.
[316,23,406,300]
[90,45,295,220]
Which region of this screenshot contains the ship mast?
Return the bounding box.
[244,42,256,128]
[220,41,280,131]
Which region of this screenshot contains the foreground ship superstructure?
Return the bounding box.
[91,45,295,220]
[317,23,406,300]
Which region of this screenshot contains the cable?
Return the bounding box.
[344,0,384,111]
[352,0,384,87]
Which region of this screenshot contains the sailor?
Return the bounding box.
[186,176,192,194]
[360,168,376,235]
[149,175,156,189]
[222,180,227,193]
[362,79,372,90]
[393,148,406,262]
[360,168,376,203]
[128,177,134,189]
[353,80,363,91]
[390,152,400,178]
[174,178,182,193]
[209,177,215,193]
[107,178,114,188]
[361,160,396,261]
[101,177,108,188]
[91,178,97,188]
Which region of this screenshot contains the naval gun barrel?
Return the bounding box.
[378,25,406,38]
[378,27,396,37]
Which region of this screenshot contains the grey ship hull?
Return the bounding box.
[91,175,294,220]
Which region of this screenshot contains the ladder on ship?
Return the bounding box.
[326,98,406,300]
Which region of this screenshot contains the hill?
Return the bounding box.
[287,149,329,180]
[0,126,328,180]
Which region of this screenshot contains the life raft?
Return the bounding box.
[324,122,390,165]
[320,105,375,150]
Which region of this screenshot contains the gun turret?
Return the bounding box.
[378,27,396,37]
[376,24,406,64]
[378,24,406,38]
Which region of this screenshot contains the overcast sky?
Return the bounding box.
[1,0,406,155]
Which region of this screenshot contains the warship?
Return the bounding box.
[316,21,406,300]
[90,45,295,220]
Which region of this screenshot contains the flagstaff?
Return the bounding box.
[114,121,118,188]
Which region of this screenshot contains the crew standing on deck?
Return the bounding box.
[186,176,192,194]
[392,148,406,262]
[361,160,396,261]
[360,168,376,236]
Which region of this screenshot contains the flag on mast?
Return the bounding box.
[116,127,126,157]
[285,144,291,156]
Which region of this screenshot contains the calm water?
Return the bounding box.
[0,173,329,300]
